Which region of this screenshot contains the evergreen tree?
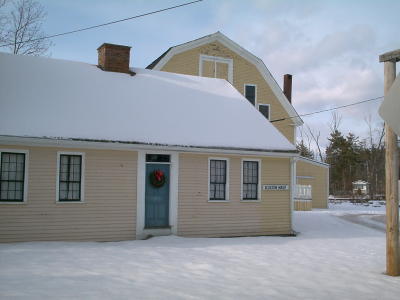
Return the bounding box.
[296,140,314,159]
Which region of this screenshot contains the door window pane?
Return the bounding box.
[146,154,170,163]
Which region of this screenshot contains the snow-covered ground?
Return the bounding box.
[1,205,399,299]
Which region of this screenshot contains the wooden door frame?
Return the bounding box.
[136,150,179,239]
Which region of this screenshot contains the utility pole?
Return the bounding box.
[379,50,400,276]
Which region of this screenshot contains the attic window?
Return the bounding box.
[258,104,270,120]
[244,84,256,106]
[199,55,233,83]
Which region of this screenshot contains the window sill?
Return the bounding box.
[208,200,230,203]
[0,201,27,205]
[241,199,261,202]
[56,200,85,204]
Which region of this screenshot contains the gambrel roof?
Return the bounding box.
[147,32,303,126]
[0,52,296,153]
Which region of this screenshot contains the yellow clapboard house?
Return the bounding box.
[147,32,329,210]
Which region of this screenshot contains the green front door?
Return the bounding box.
[145,163,170,228]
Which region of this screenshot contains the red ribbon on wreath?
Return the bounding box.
[150,169,166,187]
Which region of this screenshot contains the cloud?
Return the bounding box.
[222,8,383,147]
[260,24,377,75]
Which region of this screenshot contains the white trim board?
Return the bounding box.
[298,156,330,168]
[0,136,299,158]
[150,31,303,126]
[297,175,315,179]
[0,148,29,204]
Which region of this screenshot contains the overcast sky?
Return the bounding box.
[18,0,400,148]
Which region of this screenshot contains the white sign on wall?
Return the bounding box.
[263,184,289,191]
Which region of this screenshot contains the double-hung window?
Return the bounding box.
[244,84,256,106]
[0,151,28,202]
[242,160,260,201]
[57,152,84,202]
[209,159,228,201]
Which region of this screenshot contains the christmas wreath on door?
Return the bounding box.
[150,169,166,188]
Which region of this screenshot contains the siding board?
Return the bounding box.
[178,153,291,237]
[296,160,328,209]
[0,145,137,242]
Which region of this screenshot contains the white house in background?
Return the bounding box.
[352,180,369,196]
[0,44,299,243]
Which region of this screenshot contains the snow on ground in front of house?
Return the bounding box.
[1,208,399,299]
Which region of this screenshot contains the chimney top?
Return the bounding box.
[283,74,292,103]
[97,43,134,75]
[97,43,131,51]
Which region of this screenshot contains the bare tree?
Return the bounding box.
[0,0,8,42]
[0,0,52,55]
[363,115,386,199]
[306,124,324,162]
[296,125,314,159]
[328,111,342,133]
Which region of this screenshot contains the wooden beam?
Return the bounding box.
[380,49,400,62]
[383,60,400,276]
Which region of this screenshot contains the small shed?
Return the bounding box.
[352,180,369,196]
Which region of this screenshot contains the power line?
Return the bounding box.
[0,0,204,48]
[270,96,384,123]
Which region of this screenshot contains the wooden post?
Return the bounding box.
[380,50,400,276]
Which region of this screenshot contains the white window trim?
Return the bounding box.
[244,84,257,107]
[258,103,271,120]
[208,157,230,202]
[199,54,233,83]
[56,151,85,203]
[0,149,29,204]
[240,158,262,202]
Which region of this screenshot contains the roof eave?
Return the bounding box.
[0,135,298,157]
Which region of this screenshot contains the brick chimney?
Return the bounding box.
[97,43,133,75]
[283,74,292,103]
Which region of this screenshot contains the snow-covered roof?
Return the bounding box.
[352,180,369,185]
[0,52,296,153]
